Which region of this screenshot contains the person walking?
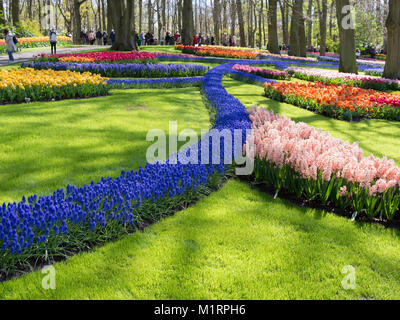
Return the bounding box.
[193,34,198,46]
[48,26,58,54]
[110,29,116,45]
[4,29,16,63]
[102,30,108,45]
[96,29,102,45]
[140,32,145,46]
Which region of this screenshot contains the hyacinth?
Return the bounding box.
[286,67,400,86]
[0,59,254,258]
[232,64,289,80]
[107,77,204,88]
[22,61,208,78]
[247,106,400,196]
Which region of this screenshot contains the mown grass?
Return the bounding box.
[223,77,400,164]
[0,87,210,204]
[1,62,400,300]
[1,179,400,299]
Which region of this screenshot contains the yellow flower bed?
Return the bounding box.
[0,68,109,103]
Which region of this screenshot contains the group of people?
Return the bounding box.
[80,28,115,46]
[140,31,180,46]
[193,33,235,47]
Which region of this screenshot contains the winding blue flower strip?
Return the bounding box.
[107,77,204,88]
[0,61,256,257]
[22,61,208,78]
[3,53,378,258]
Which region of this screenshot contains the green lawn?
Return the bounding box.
[0,87,210,204]
[2,64,400,300]
[1,179,400,299]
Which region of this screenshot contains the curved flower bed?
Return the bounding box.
[287,67,400,91]
[248,106,400,220]
[0,60,251,278]
[34,51,157,64]
[0,68,109,103]
[176,45,258,60]
[22,61,208,78]
[108,77,204,88]
[264,81,400,121]
[233,64,289,80]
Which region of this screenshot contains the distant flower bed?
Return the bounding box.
[264,81,400,121]
[0,68,108,103]
[34,51,157,64]
[286,67,400,91]
[232,64,289,80]
[259,52,315,62]
[59,56,95,63]
[22,61,208,78]
[108,77,204,89]
[0,36,72,51]
[248,107,400,221]
[175,44,258,59]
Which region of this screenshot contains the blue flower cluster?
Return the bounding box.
[21,61,208,78]
[107,77,204,89]
[317,55,384,72]
[1,59,255,262]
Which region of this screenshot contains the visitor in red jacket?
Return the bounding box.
[193,34,198,46]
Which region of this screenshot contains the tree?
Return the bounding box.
[316,0,328,56]
[336,0,358,73]
[236,0,246,46]
[267,0,279,53]
[73,0,87,44]
[11,0,19,24]
[383,0,400,79]
[182,0,194,44]
[0,0,5,25]
[279,0,289,46]
[213,0,221,44]
[111,0,138,51]
[289,0,306,57]
[306,0,313,48]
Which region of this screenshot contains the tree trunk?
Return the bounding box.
[258,0,262,48]
[230,0,236,37]
[267,0,279,53]
[236,0,245,46]
[279,0,288,46]
[73,0,87,44]
[306,0,313,48]
[0,0,5,25]
[101,0,106,31]
[97,0,102,30]
[148,0,153,33]
[11,0,19,24]
[111,0,138,51]
[317,0,328,56]
[182,0,194,44]
[289,0,305,56]
[336,0,358,73]
[383,0,400,79]
[213,0,221,44]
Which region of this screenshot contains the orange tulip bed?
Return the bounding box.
[176,44,258,59]
[264,81,400,121]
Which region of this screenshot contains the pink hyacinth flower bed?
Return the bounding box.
[246,106,400,220]
[232,64,289,80]
[286,67,400,91]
